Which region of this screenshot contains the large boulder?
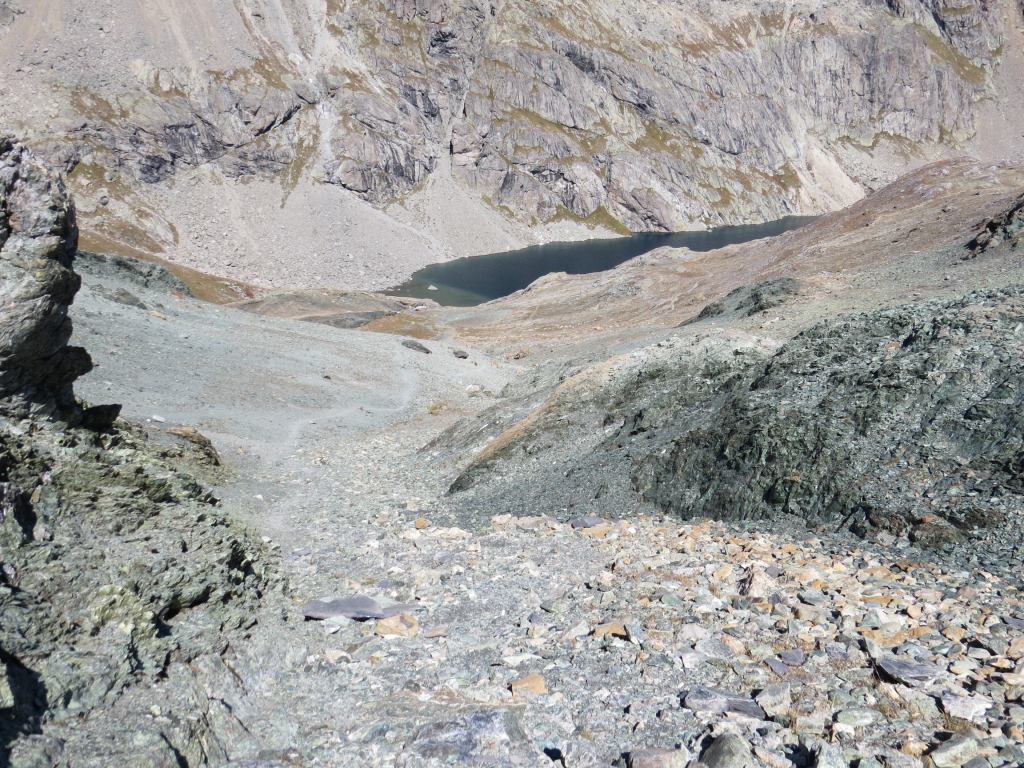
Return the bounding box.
[0,137,91,422]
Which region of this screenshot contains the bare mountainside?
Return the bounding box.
[4,136,1024,764]
[29,152,1024,767]
[1,0,1023,290]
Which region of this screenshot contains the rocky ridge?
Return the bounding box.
[428,161,1024,576]
[442,287,1024,571]
[0,141,277,767]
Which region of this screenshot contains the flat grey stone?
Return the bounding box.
[301,595,385,620]
[695,636,735,660]
[798,588,827,606]
[627,747,690,768]
[835,707,880,727]
[941,694,992,723]
[931,737,981,768]
[401,339,431,354]
[660,594,686,609]
[569,515,606,529]
[824,642,850,660]
[877,657,945,687]
[779,648,806,666]
[755,682,791,718]
[683,686,765,719]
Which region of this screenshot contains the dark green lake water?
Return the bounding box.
[383,216,817,307]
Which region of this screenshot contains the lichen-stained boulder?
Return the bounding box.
[0,137,90,422]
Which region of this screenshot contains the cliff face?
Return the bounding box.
[0,0,1013,283]
[451,0,1001,229]
[0,143,275,767]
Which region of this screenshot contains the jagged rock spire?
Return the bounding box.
[0,137,92,423]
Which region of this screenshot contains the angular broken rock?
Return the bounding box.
[940,693,992,723]
[755,682,792,718]
[683,686,766,719]
[700,733,753,768]
[876,657,946,688]
[423,624,449,639]
[301,595,386,620]
[593,621,629,639]
[0,137,93,422]
[741,567,777,599]
[779,648,805,666]
[929,736,981,768]
[510,673,547,696]
[695,636,736,660]
[402,339,431,354]
[627,747,690,768]
[375,614,419,638]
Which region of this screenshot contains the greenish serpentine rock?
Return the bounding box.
[632,288,1024,543]
[445,285,1024,576]
[0,138,278,767]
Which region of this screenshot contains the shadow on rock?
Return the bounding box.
[0,650,47,766]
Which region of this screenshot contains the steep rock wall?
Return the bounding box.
[0,0,1011,245]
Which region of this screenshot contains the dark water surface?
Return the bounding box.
[384,216,817,307]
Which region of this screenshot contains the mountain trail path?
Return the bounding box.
[68,268,1024,767]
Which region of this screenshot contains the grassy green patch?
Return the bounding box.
[281,119,319,205]
[916,24,988,87]
[71,91,128,124]
[551,204,632,235]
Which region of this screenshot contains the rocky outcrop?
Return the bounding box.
[0,419,277,767]
[683,278,801,325]
[632,289,1024,547]
[75,250,193,296]
[0,136,277,767]
[316,0,494,200]
[0,138,91,423]
[967,192,1024,256]
[445,285,1024,564]
[232,287,423,328]
[71,67,304,184]
[451,0,1001,230]
[310,0,1007,229]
